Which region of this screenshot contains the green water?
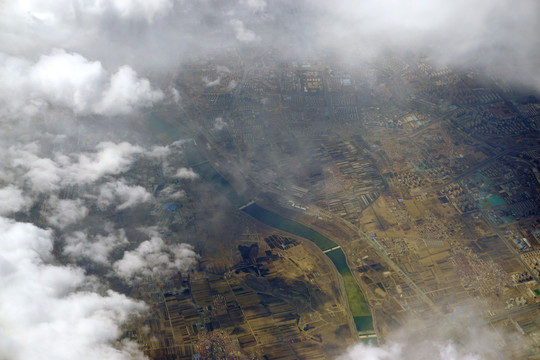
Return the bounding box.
[479,194,506,208]
[355,316,374,332]
[241,204,338,251]
[487,195,505,206]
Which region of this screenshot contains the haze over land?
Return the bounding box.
[0,1,539,359]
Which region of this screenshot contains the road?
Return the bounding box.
[359,232,437,309]
[313,206,437,311]
[487,302,540,323]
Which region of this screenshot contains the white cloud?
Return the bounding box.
[337,304,526,360]
[169,87,181,103]
[98,179,152,210]
[0,216,147,360]
[108,0,174,23]
[339,341,491,360]
[7,141,144,192]
[64,226,129,264]
[70,142,144,184]
[0,186,32,215]
[9,142,63,192]
[0,50,163,118]
[72,0,174,23]
[174,167,199,180]
[240,0,267,11]
[230,19,257,43]
[29,49,105,113]
[159,185,185,200]
[145,145,171,159]
[216,65,231,73]
[43,196,88,229]
[0,55,41,117]
[311,0,540,89]
[0,0,173,54]
[212,117,227,131]
[94,66,164,116]
[227,79,238,91]
[0,1,538,91]
[202,76,221,87]
[337,342,402,360]
[113,231,198,282]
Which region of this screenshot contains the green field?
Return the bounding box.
[325,248,372,329]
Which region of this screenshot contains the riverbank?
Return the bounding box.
[242,203,373,334]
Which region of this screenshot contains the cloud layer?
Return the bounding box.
[97,179,152,210]
[4,141,144,192]
[0,186,32,215]
[113,230,199,282]
[2,1,538,90]
[64,225,129,264]
[0,137,199,359]
[311,0,540,88]
[338,305,525,360]
[0,216,147,360]
[0,49,163,118]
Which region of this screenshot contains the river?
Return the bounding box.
[147,112,375,336]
